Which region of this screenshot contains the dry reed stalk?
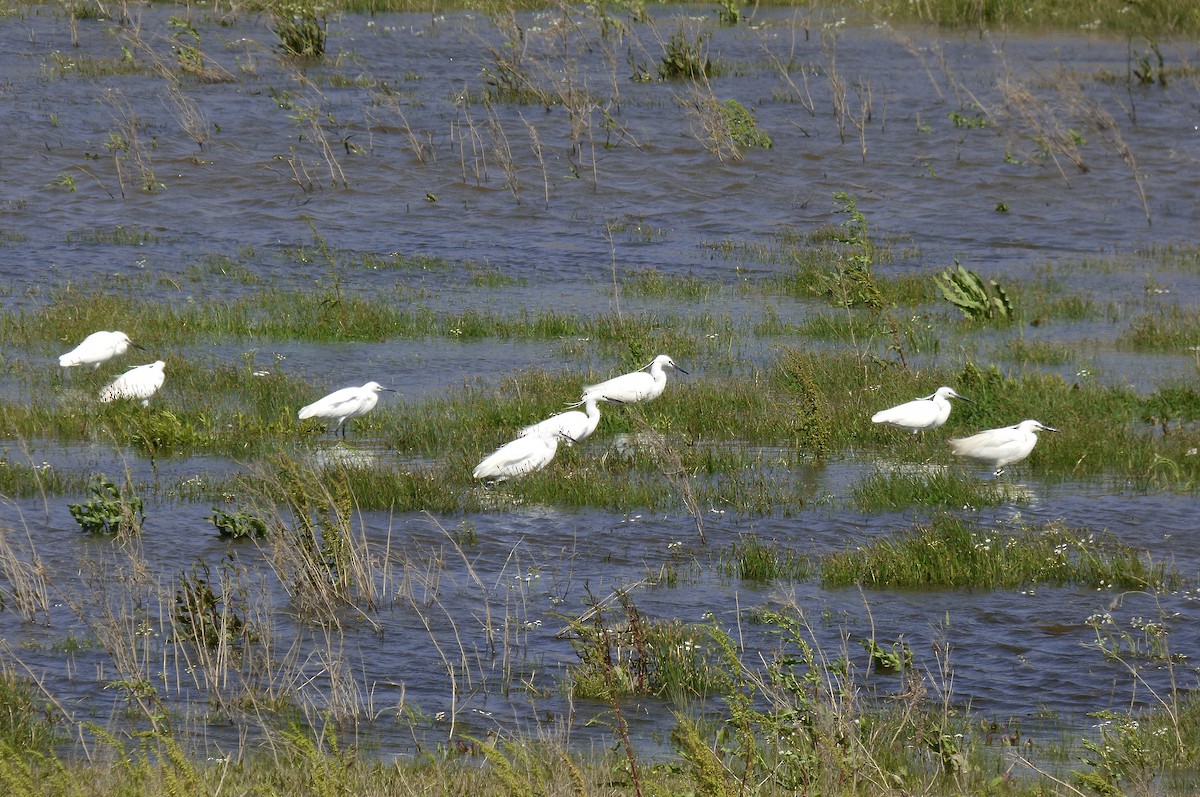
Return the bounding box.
[0,513,52,625]
[452,99,488,186]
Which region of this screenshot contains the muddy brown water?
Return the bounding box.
[2,3,1200,764]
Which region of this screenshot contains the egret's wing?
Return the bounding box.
[299,387,359,419]
[949,427,1020,460]
[871,398,936,427]
[474,437,555,479]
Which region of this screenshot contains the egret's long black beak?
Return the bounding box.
[955,395,973,403]
[676,364,690,375]
[130,341,146,351]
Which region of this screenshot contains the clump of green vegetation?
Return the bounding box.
[211,507,267,539]
[0,459,86,498]
[716,98,771,149]
[564,592,729,702]
[0,669,62,758]
[770,347,832,457]
[820,516,1175,590]
[658,29,716,80]
[65,225,158,245]
[861,636,912,673]
[67,475,144,536]
[992,338,1076,366]
[1118,307,1200,351]
[935,261,1014,322]
[272,0,327,58]
[1141,384,1200,434]
[850,468,1016,512]
[620,268,719,300]
[173,559,255,651]
[714,0,740,24]
[720,533,811,581]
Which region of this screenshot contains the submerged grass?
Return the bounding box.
[1118,307,1200,352]
[719,533,812,581]
[850,467,1018,512]
[820,516,1176,590]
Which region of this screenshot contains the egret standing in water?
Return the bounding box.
[871,386,970,434]
[580,354,686,404]
[474,430,570,481]
[298,381,394,437]
[948,419,1057,475]
[59,331,143,369]
[99,361,166,406]
[519,395,615,445]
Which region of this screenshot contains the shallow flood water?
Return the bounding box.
[1,1,1200,766]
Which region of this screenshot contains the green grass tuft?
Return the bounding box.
[820,516,1176,591]
[850,467,1017,512]
[720,534,812,582]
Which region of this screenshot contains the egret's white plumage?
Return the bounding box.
[519,396,608,444]
[948,419,1057,475]
[99,360,166,406]
[298,381,393,436]
[580,354,686,404]
[473,431,565,481]
[300,381,393,436]
[59,330,143,369]
[871,386,970,434]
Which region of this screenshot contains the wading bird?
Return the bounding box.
[871,386,970,434]
[580,354,686,405]
[519,395,615,445]
[99,360,166,406]
[298,381,394,437]
[948,419,1057,475]
[59,330,143,369]
[474,430,570,482]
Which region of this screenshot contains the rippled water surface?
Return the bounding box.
[1,2,1200,764]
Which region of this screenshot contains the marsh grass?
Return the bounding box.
[709,225,929,308]
[850,467,1017,512]
[820,516,1175,590]
[619,268,720,301]
[992,337,1078,366]
[0,668,62,756]
[720,533,812,581]
[244,457,390,616]
[563,591,730,702]
[4,285,731,349]
[0,521,53,625]
[0,458,88,498]
[1118,307,1200,351]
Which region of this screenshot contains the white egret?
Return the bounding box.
[519,395,614,444]
[871,386,970,434]
[473,430,569,482]
[580,354,686,404]
[99,360,166,406]
[298,381,394,437]
[948,419,1057,475]
[59,330,143,369]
